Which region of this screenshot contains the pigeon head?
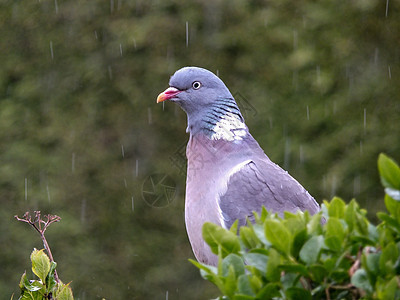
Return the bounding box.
[157,67,246,140]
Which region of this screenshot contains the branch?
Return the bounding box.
[15,211,61,283]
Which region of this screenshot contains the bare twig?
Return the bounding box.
[15,211,61,283]
[348,247,363,277]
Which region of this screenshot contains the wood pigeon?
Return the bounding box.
[157,67,320,266]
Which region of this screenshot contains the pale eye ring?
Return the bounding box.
[192,81,201,89]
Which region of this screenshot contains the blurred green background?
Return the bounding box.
[1,0,399,298]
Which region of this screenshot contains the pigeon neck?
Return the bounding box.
[187,98,248,142]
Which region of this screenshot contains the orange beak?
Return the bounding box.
[157,87,181,103]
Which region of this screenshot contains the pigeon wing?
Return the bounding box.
[218,159,319,229]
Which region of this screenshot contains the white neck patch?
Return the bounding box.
[210,112,247,141]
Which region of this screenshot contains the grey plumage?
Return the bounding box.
[157,67,320,266]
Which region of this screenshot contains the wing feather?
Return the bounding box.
[218,159,319,229]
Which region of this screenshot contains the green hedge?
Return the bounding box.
[191,154,400,299]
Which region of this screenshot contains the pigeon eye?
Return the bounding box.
[192,81,201,90]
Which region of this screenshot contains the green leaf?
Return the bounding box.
[19,272,27,290]
[323,256,337,272]
[222,254,245,277]
[237,275,254,296]
[260,206,269,222]
[230,219,239,235]
[299,235,323,264]
[224,266,237,298]
[20,292,42,300]
[378,153,400,190]
[385,194,400,222]
[46,261,58,291]
[327,197,346,218]
[252,224,269,246]
[233,294,254,300]
[256,282,280,299]
[55,283,74,300]
[202,222,240,257]
[292,229,308,258]
[278,264,308,276]
[308,264,326,282]
[280,272,299,290]
[354,210,369,236]
[351,269,373,293]
[344,199,357,232]
[264,219,291,255]
[307,212,323,235]
[331,269,349,282]
[379,242,398,276]
[189,259,224,291]
[249,275,263,292]
[284,215,306,236]
[243,253,268,274]
[377,212,400,231]
[30,249,51,283]
[240,226,261,249]
[21,272,44,293]
[285,287,312,300]
[364,252,380,275]
[266,249,281,282]
[325,218,345,251]
[378,276,399,299]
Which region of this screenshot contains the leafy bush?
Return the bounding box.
[191,154,400,299]
[17,249,73,300]
[14,212,74,300]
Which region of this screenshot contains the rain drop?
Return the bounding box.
[131,196,135,212]
[108,65,113,80]
[132,38,137,49]
[50,41,54,60]
[124,178,127,188]
[363,108,366,134]
[292,70,298,90]
[293,30,298,50]
[388,65,392,79]
[386,0,389,17]
[119,43,123,56]
[110,0,114,13]
[166,291,169,300]
[72,152,76,173]
[135,159,139,177]
[25,178,28,201]
[330,175,337,198]
[121,144,125,158]
[81,199,86,224]
[54,0,58,14]
[322,175,327,193]
[299,145,304,164]
[284,138,290,170]
[47,184,51,203]
[94,30,98,40]
[306,105,310,120]
[374,48,379,66]
[185,21,189,47]
[148,107,152,125]
[353,175,361,196]
[316,65,321,87]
